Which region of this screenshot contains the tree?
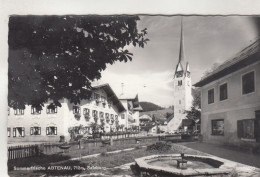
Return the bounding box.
[202,62,221,78]
[192,88,201,108]
[165,112,174,119]
[184,106,201,122]
[185,88,201,123]
[8,15,148,110]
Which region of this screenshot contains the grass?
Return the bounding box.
[8,142,206,176]
[62,141,152,158]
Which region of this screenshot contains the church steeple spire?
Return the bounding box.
[174,17,186,77]
[178,17,185,65]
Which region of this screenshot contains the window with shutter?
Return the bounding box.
[211,119,224,135]
[13,128,16,137]
[242,71,255,95]
[7,128,10,137]
[237,119,255,139]
[21,128,25,137]
[255,119,260,142]
[14,108,25,115]
[208,89,214,104]
[46,127,49,135]
[219,83,228,101]
[237,120,243,138]
[73,106,80,114]
[47,105,57,114]
[30,127,33,135]
[31,106,41,114]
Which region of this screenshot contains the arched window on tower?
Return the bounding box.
[178,80,182,86]
[176,71,183,78]
[186,71,190,78]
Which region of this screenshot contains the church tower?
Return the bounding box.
[167,18,193,132]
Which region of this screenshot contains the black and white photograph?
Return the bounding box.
[2,1,260,177]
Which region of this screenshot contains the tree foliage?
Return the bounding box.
[8,15,148,110]
[192,88,201,109]
[185,88,201,121]
[184,106,201,121]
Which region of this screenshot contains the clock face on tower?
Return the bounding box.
[176,71,183,78]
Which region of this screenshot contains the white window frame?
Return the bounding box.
[83,108,90,115]
[7,127,11,137]
[14,108,24,115]
[73,106,81,114]
[30,127,41,135]
[47,105,57,114]
[13,127,25,137]
[46,126,57,135]
[31,106,41,115]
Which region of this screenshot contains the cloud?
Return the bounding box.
[98,69,174,107]
[98,16,258,107]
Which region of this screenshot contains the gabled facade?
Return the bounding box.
[167,20,193,132]
[194,39,260,148]
[7,84,126,142]
[119,94,142,130]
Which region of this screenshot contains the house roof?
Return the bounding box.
[119,94,143,111]
[167,114,174,123]
[92,84,126,112]
[139,114,152,120]
[133,105,143,111]
[194,38,260,87]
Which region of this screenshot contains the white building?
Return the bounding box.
[119,94,143,130]
[167,21,193,132]
[194,39,260,148]
[7,84,126,142]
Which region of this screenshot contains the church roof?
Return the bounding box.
[174,18,189,77]
[194,38,260,87]
[178,18,185,69]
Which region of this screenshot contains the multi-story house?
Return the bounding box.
[194,39,260,149]
[7,84,126,142]
[119,94,142,130]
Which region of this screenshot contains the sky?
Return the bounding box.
[96,16,258,107]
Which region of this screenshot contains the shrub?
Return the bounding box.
[100,151,108,156]
[135,145,142,150]
[146,142,171,152]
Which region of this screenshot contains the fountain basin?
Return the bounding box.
[134,154,234,177]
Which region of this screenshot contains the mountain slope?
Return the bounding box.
[139,101,163,112]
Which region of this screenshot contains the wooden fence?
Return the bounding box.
[8,145,39,160]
